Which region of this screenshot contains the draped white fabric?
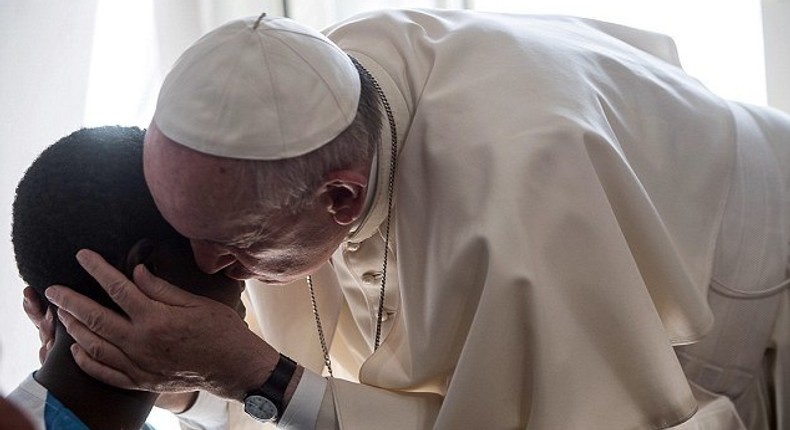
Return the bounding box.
[0,1,786,427]
[474,0,768,107]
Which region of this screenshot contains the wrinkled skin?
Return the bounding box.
[39,122,370,402]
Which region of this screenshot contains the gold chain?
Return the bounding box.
[307,56,398,377]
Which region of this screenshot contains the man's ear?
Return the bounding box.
[125,238,156,278]
[320,169,369,226]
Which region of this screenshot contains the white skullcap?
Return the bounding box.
[153,14,361,160]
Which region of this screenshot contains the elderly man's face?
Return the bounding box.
[143,123,347,285]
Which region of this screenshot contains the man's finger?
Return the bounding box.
[22,287,45,328]
[46,286,131,341]
[38,341,52,366]
[36,310,54,365]
[74,249,152,316]
[23,287,55,365]
[70,343,139,391]
[36,308,54,345]
[60,309,137,374]
[133,264,200,305]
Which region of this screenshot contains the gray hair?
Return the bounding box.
[239,61,383,216]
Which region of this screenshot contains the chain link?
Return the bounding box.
[307,275,334,376]
[307,55,399,375]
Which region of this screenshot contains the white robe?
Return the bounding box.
[193,9,790,429]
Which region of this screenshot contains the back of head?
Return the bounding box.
[12,126,183,312]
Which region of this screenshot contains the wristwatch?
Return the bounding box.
[243,354,297,423]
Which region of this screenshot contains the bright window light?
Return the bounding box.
[472,0,767,105]
[84,0,160,128]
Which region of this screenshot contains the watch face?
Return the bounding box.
[244,394,278,422]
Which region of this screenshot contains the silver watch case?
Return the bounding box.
[244,393,279,422]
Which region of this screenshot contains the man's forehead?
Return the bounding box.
[147,125,250,187]
[181,212,261,243]
[144,123,234,171]
[143,124,258,241]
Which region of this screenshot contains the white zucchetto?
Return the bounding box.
[153,14,361,160]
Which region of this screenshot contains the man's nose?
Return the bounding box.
[190,240,237,274]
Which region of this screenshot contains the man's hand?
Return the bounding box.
[44,249,279,402]
[23,285,201,413]
[22,287,54,364]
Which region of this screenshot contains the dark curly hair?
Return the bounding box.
[12,126,185,313]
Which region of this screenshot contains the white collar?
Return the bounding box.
[346,53,410,243]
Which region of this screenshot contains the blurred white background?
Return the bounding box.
[1,0,788,428]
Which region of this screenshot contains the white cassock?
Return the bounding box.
[179,9,790,430]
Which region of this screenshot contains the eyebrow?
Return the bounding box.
[209,230,262,249]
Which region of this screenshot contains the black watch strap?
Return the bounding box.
[256,354,297,416]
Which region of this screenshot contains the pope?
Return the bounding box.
[31,8,790,429]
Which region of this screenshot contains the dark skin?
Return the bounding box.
[30,239,245,429]
[0,397,35,430]
[35,331,158,430]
